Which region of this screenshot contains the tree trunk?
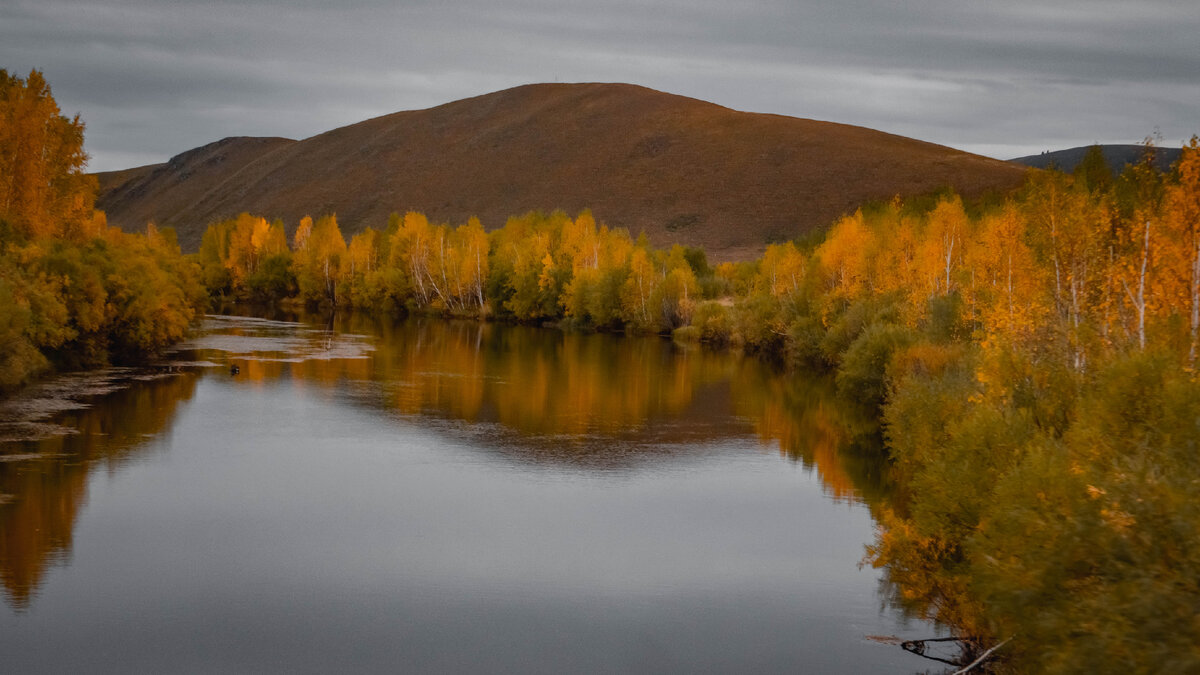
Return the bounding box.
[1138,219,1150,350]
[475,246,485,309]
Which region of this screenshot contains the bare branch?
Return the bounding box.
[953,637,1013,674]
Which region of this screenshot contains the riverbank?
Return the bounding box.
[0,223,207,395]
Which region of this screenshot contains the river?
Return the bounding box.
[0,312,945,673]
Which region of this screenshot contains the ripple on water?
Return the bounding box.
[168,315,374,361]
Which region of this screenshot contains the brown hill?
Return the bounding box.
[94,83,1027,260]
[95,136,297,233]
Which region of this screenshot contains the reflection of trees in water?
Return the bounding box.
[315,314,895,503]
[316,316,724,437]
[0,459,83,610]
[731,367,894,505]
[0,373,199,609]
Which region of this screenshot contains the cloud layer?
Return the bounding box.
[3,0,1197,171]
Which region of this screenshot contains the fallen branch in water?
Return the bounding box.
[952,637,1013,674]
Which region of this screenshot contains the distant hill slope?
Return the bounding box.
[95,136,298,233]
[95,83,1027,259]
[1011,144,1182,174]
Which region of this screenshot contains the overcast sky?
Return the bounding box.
[2,0,1197,172]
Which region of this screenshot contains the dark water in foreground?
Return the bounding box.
[0,313,942,673]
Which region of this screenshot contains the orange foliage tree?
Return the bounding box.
[0,69,95,240]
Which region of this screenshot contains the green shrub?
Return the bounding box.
[689,301,732,344]
[820,294,903,365]
[835,322,917,411]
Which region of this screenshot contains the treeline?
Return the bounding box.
[198,209,718,332]
[198,140,1200,370]
[0,69,206,392]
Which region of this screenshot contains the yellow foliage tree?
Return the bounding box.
[559,210,600,274]
[1024,170,1111,365]
[454,217,489,310]
[294,214,345,303]
[816,210,875,317]
[968,204,1048,343]
[919,195,969,299]
[757,242,807,299]
[1162,138,1200,363]
[651,245,698,329]
[389,212,434,306]
[622,246,658,330]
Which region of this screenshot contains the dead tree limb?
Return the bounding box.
[952,636,1013,674]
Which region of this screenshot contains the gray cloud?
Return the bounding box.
[2,0,1196,171]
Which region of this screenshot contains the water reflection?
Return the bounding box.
[0,313,897,613]
[0,373,199,608]
[274,313,896,498]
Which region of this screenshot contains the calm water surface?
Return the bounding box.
[0,313,941,673]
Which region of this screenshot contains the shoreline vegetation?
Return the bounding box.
[4,67,1200,673]
[0,70,205,392]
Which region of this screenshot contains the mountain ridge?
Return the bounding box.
[1010,144,1182,173]
[95,82,1028,260]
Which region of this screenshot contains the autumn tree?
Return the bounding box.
[654,245,699,330]
[561,222,633,328]
[389,211,435,306]
[920,195,969,299]
[245,218,293,300]
[559,209,600,273]
[454,217,489,310]
[1162,137,1200,364]
[224,213,272,287]
[757,242,808,300]
[1023,170,1109,367]
[0,69,206,389]
[1110,145,1166,352]
[491,212,570,321]
[967,203,1048,343]
[0,69,95,240]
[815,210,875,315]
[868,204,925,326]
[621,246,658,331]
[338,227,383,306]
[294,214,346,304]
